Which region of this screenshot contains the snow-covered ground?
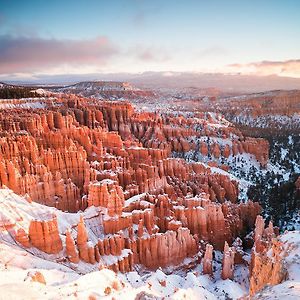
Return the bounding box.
[0,97,57,109]
[2,177,298,300]
[0,255,247,300]
[0,187,250,299]
[232,113,300,130]
[0,243,248,300]
[1,212,300,299]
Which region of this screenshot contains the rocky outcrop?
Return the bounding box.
[77,216,90,263]
[249,216,287,295]
[28,216,62,254]
[25,271,46,285]
[132,227,198,269]
[65,229,79,263]
[0,94,264,274]
[242,138,269,167]
[15,228,30,248]
[221,241,235,280]
[0,95,268,210]
[88,180,124,216]
[202,243,213,276]
[174,199,260,250]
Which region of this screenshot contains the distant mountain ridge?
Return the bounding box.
[50,80,154,100]
[3,72,300,93]
[55,80,135,92]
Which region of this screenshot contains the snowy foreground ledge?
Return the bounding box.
[0,186,300,299]
[1,231,300,299]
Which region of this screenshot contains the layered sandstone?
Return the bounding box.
[221,241,235,280]
[65,229,79,263]
[77,216,90,263]
[202,243,213,276]
[249,216,287,295]
[0,94,265,274]
[15,228,30,248]
[28,216,62,254]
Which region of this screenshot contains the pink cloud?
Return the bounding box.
[228,59,300,77]
[0,35,119,73]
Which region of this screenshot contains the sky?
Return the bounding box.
[0,0,300,80]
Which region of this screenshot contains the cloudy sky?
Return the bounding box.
[0,0,300,80]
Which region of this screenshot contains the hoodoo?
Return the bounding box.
[0,91,298,299]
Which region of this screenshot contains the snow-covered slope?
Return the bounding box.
[2,188,300,299]
[0,188,250,299]
[0,245,247,299]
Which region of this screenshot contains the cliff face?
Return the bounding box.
[249,216,287,295]
[0,95,269,212]
[0,94,266,272]
[28,217,63,254]
[15,214,63,254]
[88,180,124,216]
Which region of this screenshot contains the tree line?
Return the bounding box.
[0,86,41,99]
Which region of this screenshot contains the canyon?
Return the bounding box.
[0,86,299,299]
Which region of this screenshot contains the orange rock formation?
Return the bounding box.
[202,243,213,276]
[0,94,265,272]
[28,216,62,254]
[249,216,287,295]
[221,241,235,280]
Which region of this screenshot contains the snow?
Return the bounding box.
[211,279,246,299]
[0,97,57,109]
[232,113,300,130]
[281,148,288,160]
[33,88,49,96]
[125,193,146,207]
[197,136,233,147]
[0,183,299,299]
[280,231,300,281]
[94,178,116,185]
[0,187,254,299]
[0,241,250,300]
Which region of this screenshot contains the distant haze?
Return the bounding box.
[5,72,300,94]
